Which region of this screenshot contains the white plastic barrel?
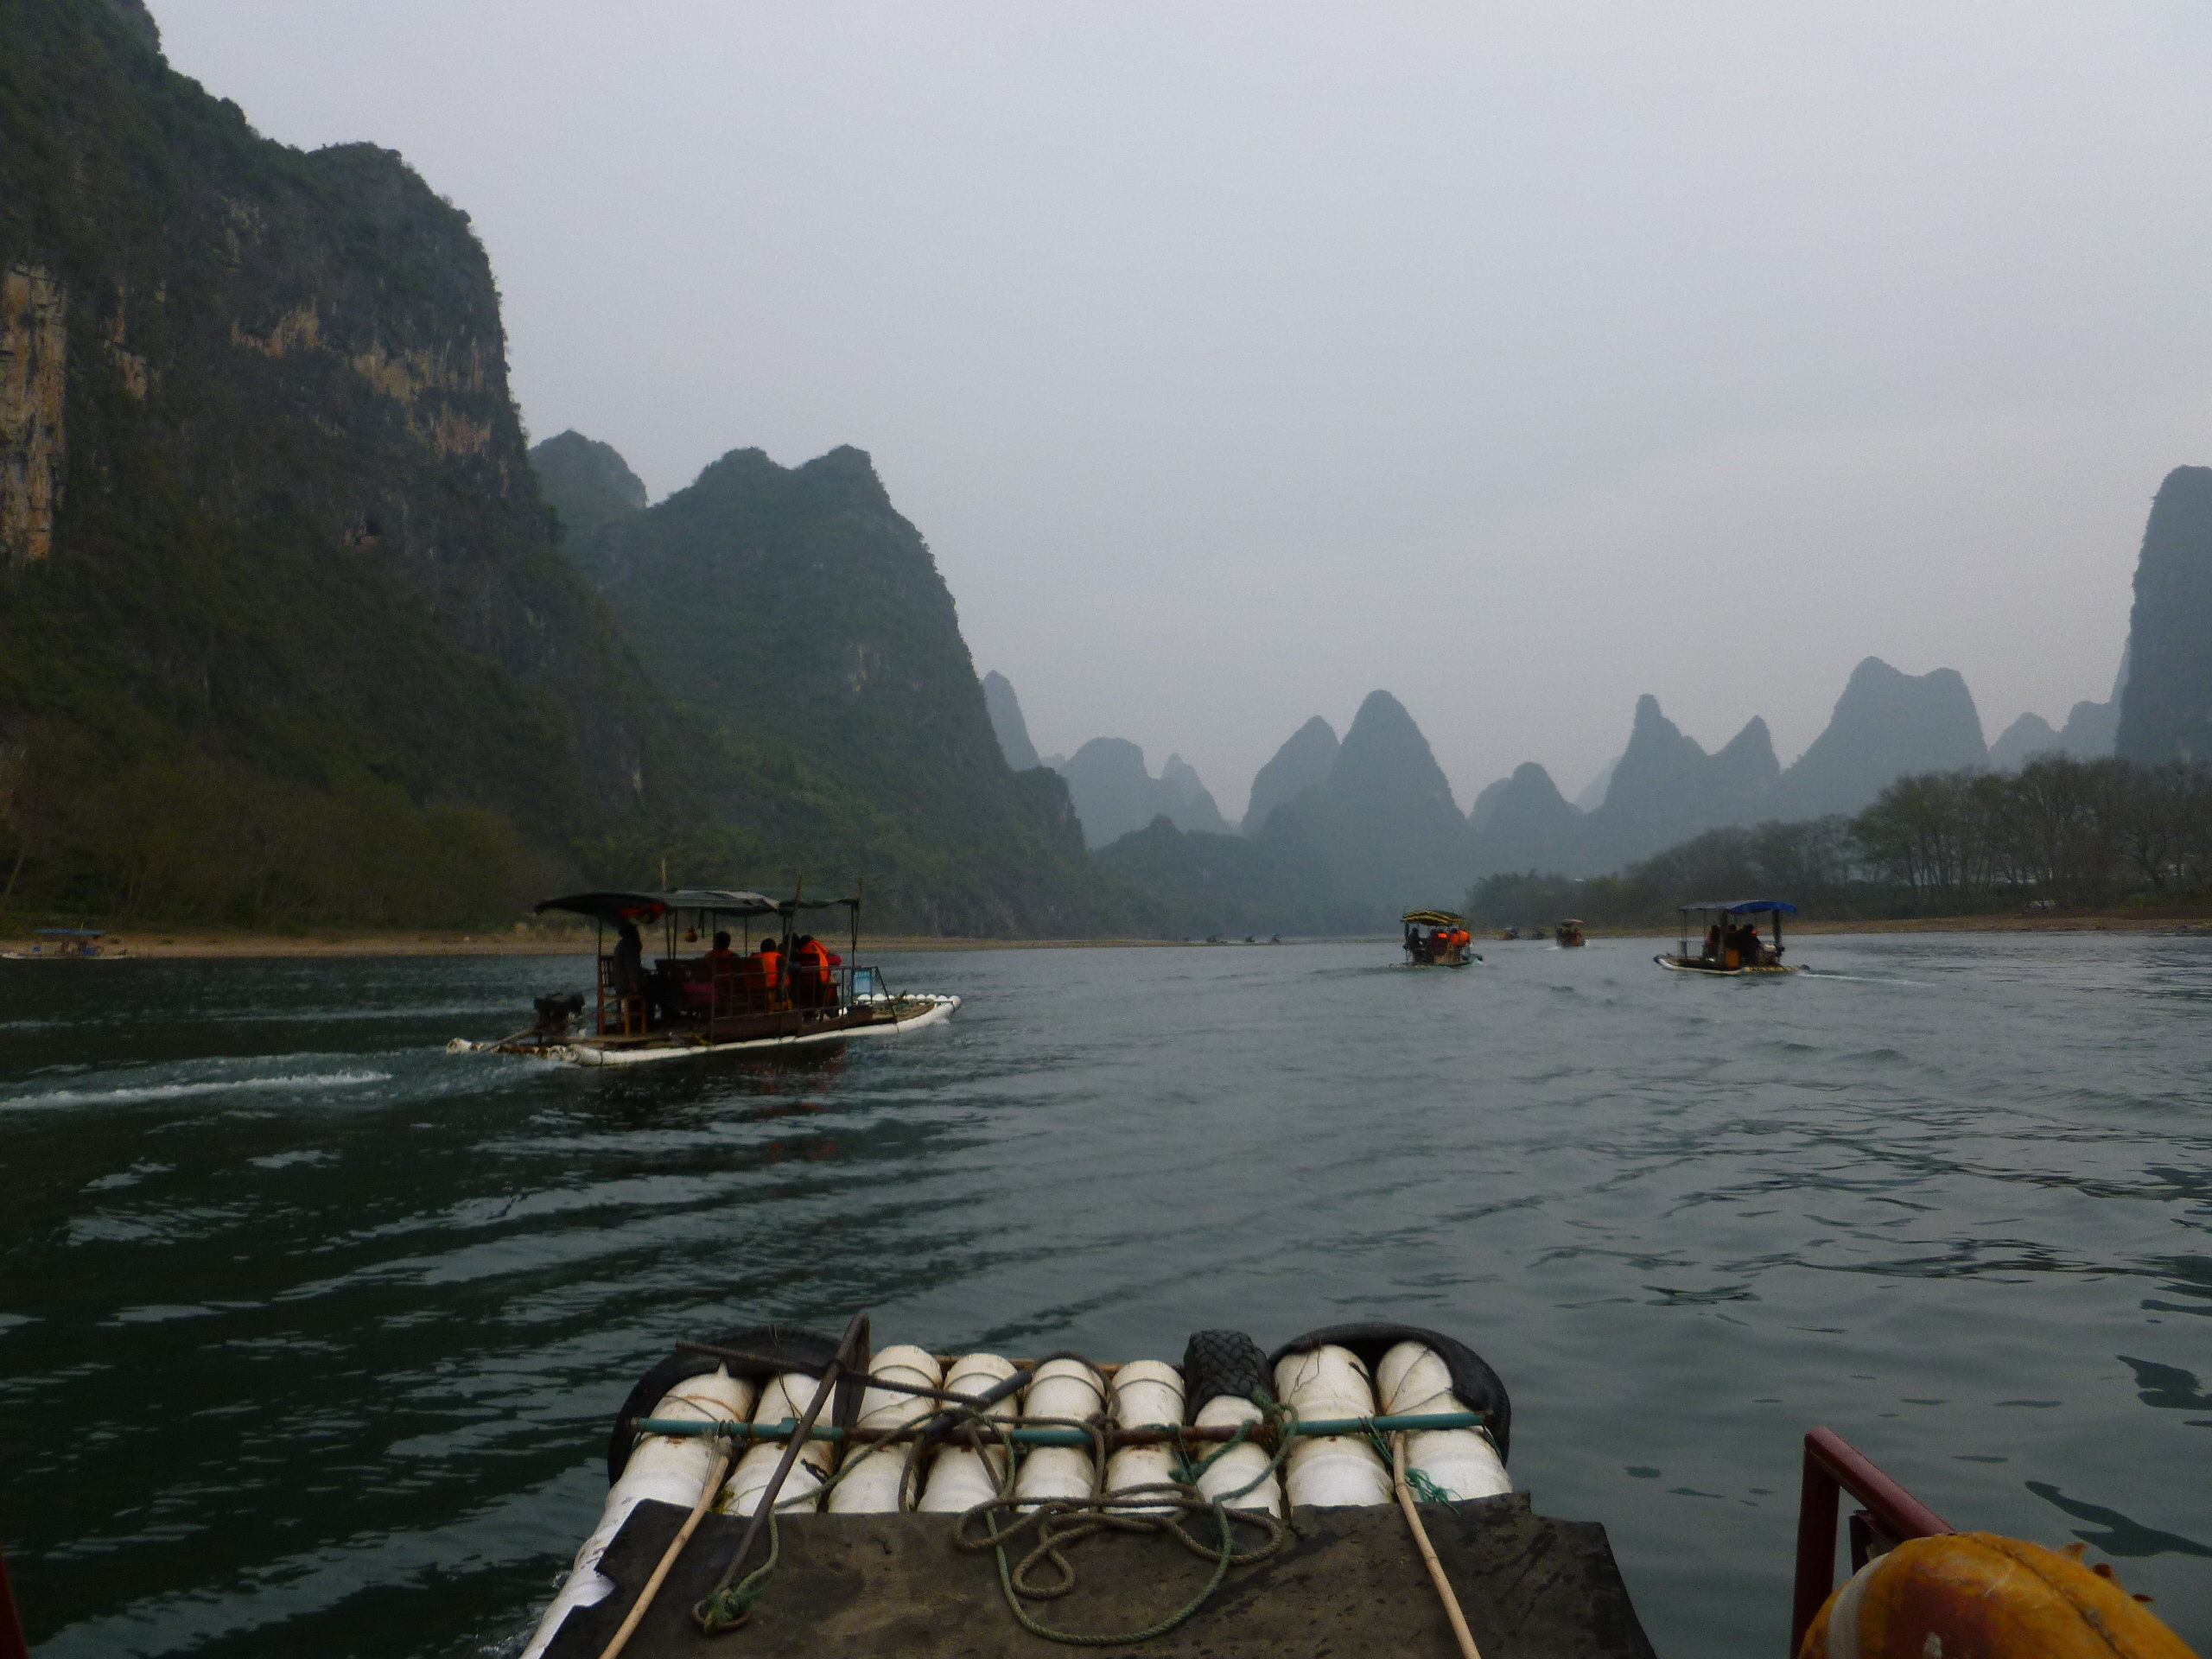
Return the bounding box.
[918,1352,1020,1512]
[1376,1341,1510,1501]
[1274,1344,1390,1507]
[725,1370,838,1516]
[521,1366,755,1659]
[1103,1359,1185,1512]
[1190,1393,1282,1516]
[827,1344,944,1514]
[1012,1357,1106,1507]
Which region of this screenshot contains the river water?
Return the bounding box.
[2,935,2208,1658]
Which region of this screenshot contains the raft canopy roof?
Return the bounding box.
[1401,909,1465,927]
[533,889,859,925]
[35,928,106,938]
[1678,899,1799,915]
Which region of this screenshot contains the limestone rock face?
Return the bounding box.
[1770,658,1987,818]
[1988,712,2063,772]
[0,0,696,924]
[982,671,1042,772]
[533,429,646,549]
[1469,762,1582,877]
[555,442,1124,932]
[1160,753,1234,835]
[2117,466,2212,765]
[1243,715,1339,834]
[1576,699,1775,871]
[0,265,67,566]
[1266,690,1473,923]
[1060,739,1230,847]
[1466,772,1513,835]
[2058,696,2119,757]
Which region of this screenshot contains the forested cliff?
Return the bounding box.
[538,437,1135,934]
[0,0,702,922]
[0,0,1136,935]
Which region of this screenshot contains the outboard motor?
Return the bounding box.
[533,990,586,1038]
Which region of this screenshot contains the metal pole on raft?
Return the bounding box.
[1789,1427,1952,1657]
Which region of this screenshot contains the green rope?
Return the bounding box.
[692,1505,779,1634]
[950,1392,1300,1646]
[687,1382,1306,1643]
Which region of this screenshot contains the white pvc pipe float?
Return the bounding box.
[1190,1392,1282,1516]
[1376,1342,1510,1502]
[520,1366,755,1659]
[826,1344,944,1514]
[1012,1357,1106,1507]
[725,1370,838,1516]
[1274,1344,1391,1507]
[918,1352,1020,1512]
[1103,1359,1185,1513]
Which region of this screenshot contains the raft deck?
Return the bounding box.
[542,1492,1656,1658]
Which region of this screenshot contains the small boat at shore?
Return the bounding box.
[449,888,958,1065]
[1402,910,1479,967]
[1,927,122,960]
[1655,899,1800,975]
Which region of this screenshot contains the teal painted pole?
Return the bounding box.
[627,1409,1486,1446]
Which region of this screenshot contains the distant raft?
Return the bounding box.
[1654,898,1802,976]
[515,1318,1661,1659]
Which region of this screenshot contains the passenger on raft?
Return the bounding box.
[750,935,784,1012]
[610,919,650,1028]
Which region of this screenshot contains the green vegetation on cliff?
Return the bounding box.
[543,438,1141,934]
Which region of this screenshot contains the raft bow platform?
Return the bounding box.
[522,1319,1655,1659]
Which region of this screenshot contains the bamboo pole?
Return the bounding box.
[1392,1433,1482,1659]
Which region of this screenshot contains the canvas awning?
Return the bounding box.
[1677,899,1798,915]
[533,889,854,924]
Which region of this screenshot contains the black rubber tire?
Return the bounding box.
[1180,1329,1268,1409]
[605,1322,844,1484]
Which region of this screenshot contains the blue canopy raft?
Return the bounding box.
[1,928,118,960]
[1655,899,1799,976]
[448,887,958,1066]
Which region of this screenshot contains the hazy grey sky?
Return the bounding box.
[157,2,2210,817]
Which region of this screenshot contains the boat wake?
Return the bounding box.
[3,1069,391,1110]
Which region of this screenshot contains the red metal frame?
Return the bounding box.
[1790,1427,1953,1656]
[0,1545,28,1659]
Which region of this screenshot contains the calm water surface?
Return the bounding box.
[3,936,2209,1657]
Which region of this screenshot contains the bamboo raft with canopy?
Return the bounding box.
[1402,911,1480,968]
[1654,899,1801,976]
[448,888,957,1065]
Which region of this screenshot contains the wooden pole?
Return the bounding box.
[594,1442,734,1659]
[1392,1433,1482,1659]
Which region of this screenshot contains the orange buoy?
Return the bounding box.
[1800,1533,2197,1659]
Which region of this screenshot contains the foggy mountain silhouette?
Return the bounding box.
[1243,716,1340,834]
[982,670,1041,771]
[534,429,649,547]
[1767,657,1986,818]
[2118,466,2212,766]
[1058,739,1231,847]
